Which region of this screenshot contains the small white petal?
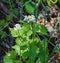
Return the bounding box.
[14,24,21,30]
[28,15,31,19]
[23,15,36,23]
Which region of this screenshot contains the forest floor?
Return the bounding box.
[0,1,60,63]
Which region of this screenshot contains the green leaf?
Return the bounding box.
[37,0,41,3]
[16,37,29,46]
[47,0,51,6]
[21,47,29,59]
[36,58,42,63]
[12,45,20,55]
[15,60,21,63]
[0,20,8,30]
[7,51,16,59]
[29,45,39,60]
[3,51,20,63]
[24,2,35,14]
[35,23,47,35]
[27,30,32,36]
[26,59,34,63]
[38,39,49,63]
[51,0,58,4]
[34,37,40,44]
[39,25,47,35]
[4,57,13,63]
[16,38,21,46]
[0,31,7,38]
[22,23,32,36]
[9,28,20,37]
[4,50,22,63]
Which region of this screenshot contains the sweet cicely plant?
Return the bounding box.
[3,15,49,63]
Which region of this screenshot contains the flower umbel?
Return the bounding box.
[14,24,21,30]
[24,15,36,23]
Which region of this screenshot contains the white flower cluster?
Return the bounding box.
[14,24,21,30]
[24,15,36,23]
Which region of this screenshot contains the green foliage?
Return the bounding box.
[13,8,18,16]
[46,0,58,6]
[51,0,58,4]
[1,0,59,63]
[34,23,47,35]
[9,28,20,37]
[24,2,36,14]
[0,20,8,30]
[36,0,41,3]
[3,51,21,63]
[0,31,7,38]
[12,45,20,55]
[38,39,49,63]
[0,14,13,38]
[4,21,49,63]
[23,0,58,14]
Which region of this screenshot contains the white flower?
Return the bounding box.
[24,15,36,23]
[24,15,28,21]
[31,15,35,18]
[28,15,31,19]
[14,24,21,30]
[29,15,36,22]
